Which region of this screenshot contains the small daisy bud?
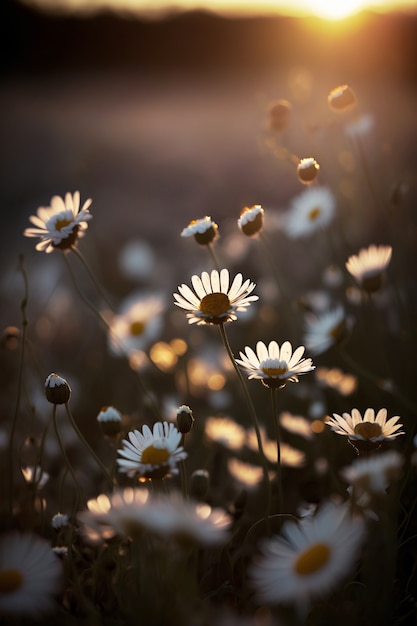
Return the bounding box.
[268,99,291,133]
[190,469,210,499]
[45,373,71,405]
[97,406,122,437]
[2,326,20,350]
[176,405,195,434]
[181,217,219,246]
[238,205,264,237]
[297,158,320,185]
[52,513,69,530]
[328,84,356,112]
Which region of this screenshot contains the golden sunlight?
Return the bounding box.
[302,0,366,19]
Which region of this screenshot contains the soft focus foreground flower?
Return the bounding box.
[181,216,219,245]
[341,450,404,497]
[174,269,258,325]
[303,305,349,355]
[23,191,92,253]
[326,408,404,454]
[282,186,335,239]
[236,341,315,389]
[78,487,231,546]
[328,84,357,111]
[345,244,392,293]
[0,532,62,617]
[117,421,187,479]
[107,292,165,357]
[21,465,50,490]
[249,500,365,613]
[44,373,71,405]
[237,205,264,237]
[296,157,320,184]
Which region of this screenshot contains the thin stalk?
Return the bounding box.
[270,387,284,515]
[218,322,272,534]
[71,246,115,311]
[7,254,29,526]
[52,405,82,516]
[64,402,114,490]
[207,243,221,272]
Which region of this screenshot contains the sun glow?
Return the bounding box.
[304,0,366,19]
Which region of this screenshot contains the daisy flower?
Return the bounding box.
[23,191,92,253]
[173,268,258,325]
[107,292,166,357]
[296,157,320,185]
[78,487,231,546]
[303,305,350,356]
[345,244,392,293]
[0,532,62,617]
[341,450,404,497]
[181,216,219,245]
[249,500,365,615]
[326,408,404,454]
[235,340,315,389]
[237,205,264,237]
[116,421,187,479]
[282,186,335,239]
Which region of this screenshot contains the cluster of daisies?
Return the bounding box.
[3,82,411,624]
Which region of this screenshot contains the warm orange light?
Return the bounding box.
[303,0,365,20]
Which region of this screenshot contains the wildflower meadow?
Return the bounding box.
[1,19,417,625]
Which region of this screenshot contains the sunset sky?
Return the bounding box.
[20,0,417,20]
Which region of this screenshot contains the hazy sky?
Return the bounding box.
[20,0,417,20]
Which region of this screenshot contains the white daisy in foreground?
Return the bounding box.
[78,487,231,546]
[249,500,365,616]
[174,269,258,325]
[282,186,335,239]
[117,421,187,479]
[237,205,264,237]
[303,305,350,356]
[345,244,392,293]
[107,292,166,358]
[236,341,315,389]
[0,532,62,617]
[341,450,404,498]
[181,216,219,245]
[326,408,404,454]
[23,191,92,253]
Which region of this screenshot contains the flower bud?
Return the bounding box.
[297,157,320,185]
[97,406,122,437]
[328,84,356,111]
[238,205,264,237]
[190,469,210,499]
[268,99,292,133]
[176,405,195,434]
[45,373,71,404]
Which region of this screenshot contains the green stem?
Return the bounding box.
[218,323,272,534]
[271,387,284,515]
[52,405,82,516]
[64,402,114,490]
[207,243,221,272]
[7,254,29,526]
[71,245,115,311]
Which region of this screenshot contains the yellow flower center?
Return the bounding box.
[199,293,231,317]
[141,444,170,465]
[353,422,382,439]
[261,366,288,377]
[294,542,331,576]
[55,218,72,231]
[130,321,146,336]
[308,207,320,221]
[0,569,23,593]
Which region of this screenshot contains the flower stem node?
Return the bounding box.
[45,373,71,405]
[297,157,320,185]
[238,205,265,237]
[176,405,195,434]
